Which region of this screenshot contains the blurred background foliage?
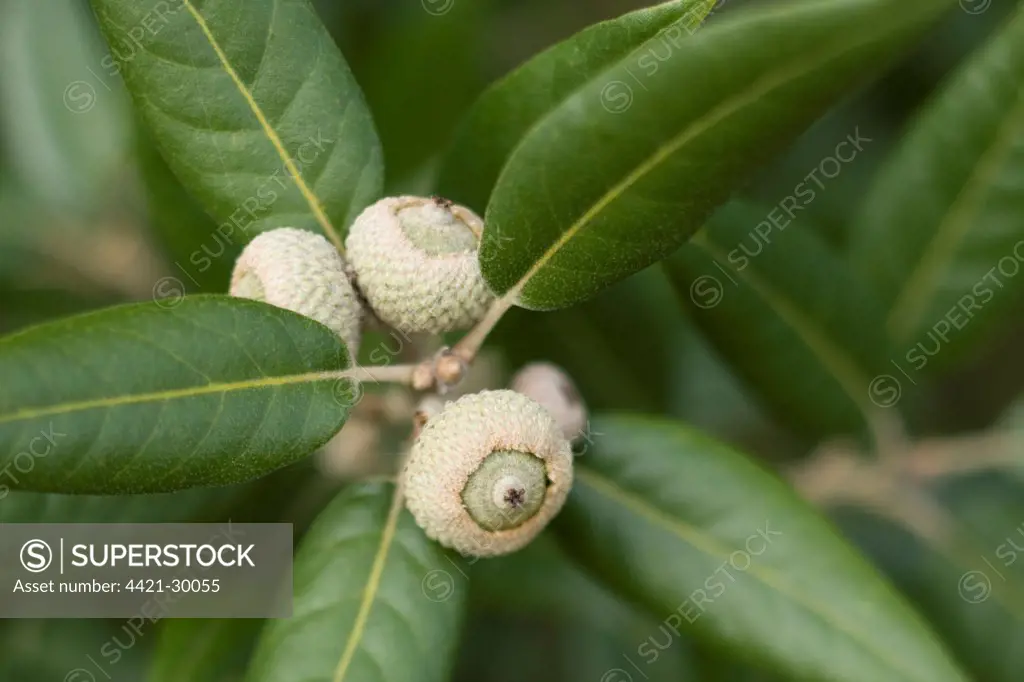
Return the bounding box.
[0,0,1022,680]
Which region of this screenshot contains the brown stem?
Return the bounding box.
[340,363,420,385]
[902,430,1022,480]
[452,295,515,363]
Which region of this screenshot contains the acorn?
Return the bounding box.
[345,196,494,335]
[402,390,573,557]
[230,227,363,358]
[510,362,588,442]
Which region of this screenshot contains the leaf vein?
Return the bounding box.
[887,84,1024,337]
[332,485,405,682]
[0,370,345,427]
[502,8,925,302]
[577,466,933,682]
[178,0,342,251]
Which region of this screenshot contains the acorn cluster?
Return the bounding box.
[228,196,586,557]
[230,195,493,359]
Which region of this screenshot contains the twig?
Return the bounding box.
[902,430,1023,480]
[452,295,515,363]
[341,363,420,385]
[790,424,1024,545]
[788,446,951,544]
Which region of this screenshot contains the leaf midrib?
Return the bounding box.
[500,0,934,303]
[178,0,342,251]
[332,483,405,682]
[887,83,1024,339]
[0,369,351,426]
[691,232,875,416]
[577,465,957,682]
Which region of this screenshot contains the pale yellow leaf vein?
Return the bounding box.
[577,466,959,682]
[501,5,931,305]
[887,85,1024,339]
[692,231,874,416]
[179,0,342,251]
[333,482,405,682]
[0,370,353,426]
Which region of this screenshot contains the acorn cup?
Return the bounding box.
[402,390,574,557]
[345,196,495,335]
[230,227,364,359]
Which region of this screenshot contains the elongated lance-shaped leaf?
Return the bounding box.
[0,295,355,494]
[554,416,969,682]
[245,482,466,682]
[89,0,383,251]
[479,0,954,310]
[436,0,719,213]
[851,5,1024,369]
[664,202,890,440]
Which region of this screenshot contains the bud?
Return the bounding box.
[510,362,587,442]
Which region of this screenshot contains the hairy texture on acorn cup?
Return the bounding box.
[230,227,363,358]
[403,390,573,557]
[510,362,588,442]
[345,196,494,334]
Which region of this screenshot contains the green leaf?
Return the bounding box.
[477,0,954,310]
[150,619,263,682]
[0,295,354,494]
[246,482,465,682]
[554,415,968,682]
[851,5,1024,369]
[745,98,892,250]
[435,0,717,213]
[89,0,383,251]
[664,202,890,439]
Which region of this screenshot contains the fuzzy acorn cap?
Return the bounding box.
[345,196,495,334]
[403,390,573,557]
[510,362,588,442]
[230,227,363,358]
